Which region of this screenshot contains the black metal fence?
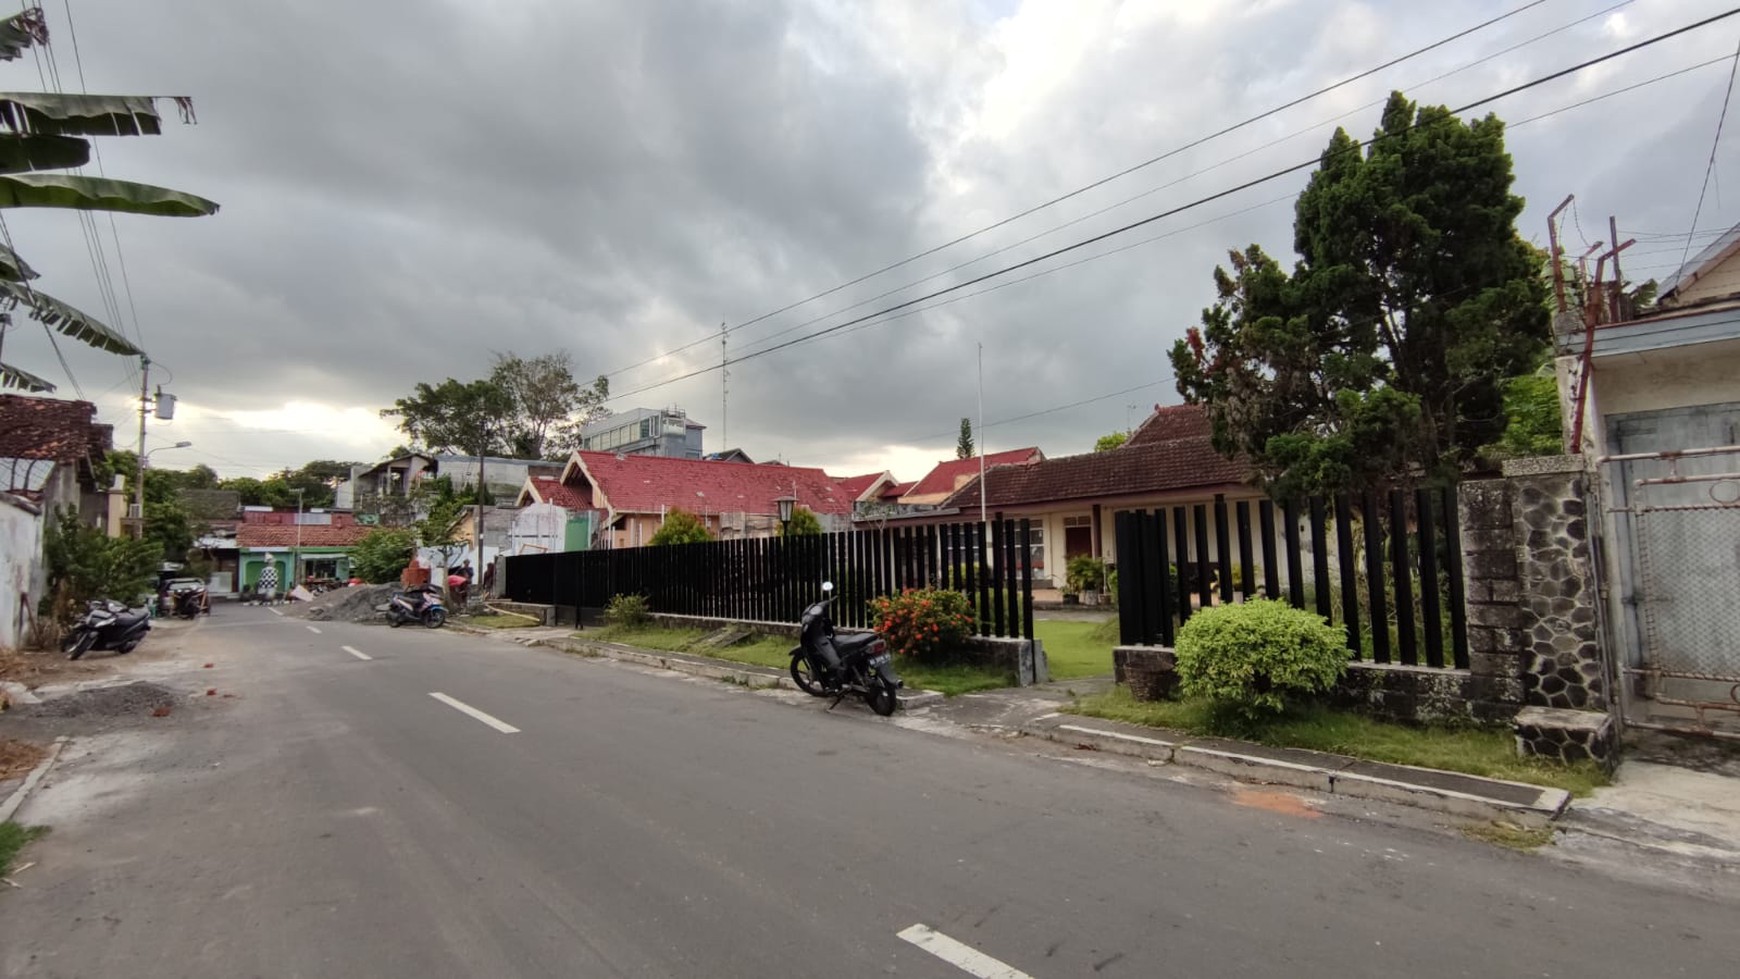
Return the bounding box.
[504,518,1036,640]
[1115,489,1468,668]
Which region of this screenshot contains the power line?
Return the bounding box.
[608,10,1740,404]
[1678,35,1740,276]
[596,0,1553,380]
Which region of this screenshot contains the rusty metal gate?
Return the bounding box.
[1600,444,1740,738]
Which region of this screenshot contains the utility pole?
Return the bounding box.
[720,321,729,452]
[134,355,150,538]
[293,487,305,589]
[977,342,986,526]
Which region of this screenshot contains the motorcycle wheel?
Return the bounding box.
[423,608,447,629]
[865,676,897,717]
[66,630,97,661]
[388,614,404,629]
[119,638,141,654]
[789,654,828,697]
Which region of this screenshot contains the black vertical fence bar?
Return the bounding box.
[868,528,882,602]
[1334,495,1362,657]
[989,519,1007,637]
[1362,492,1391,663]
[1282,499,1305,609]
[975,522,991,635]
[1116,513,1141,644]
[1442,486,1469,669]
[951,523,964,593]
[1172,507,1193,624]
[1416,487,1444,669]
[755,538,768,623]
[1151,509,1175,645]
[1192,504,1213,611]
[1020,518,1035,640]
[1389,489,1417,666]
[1258,500,1280,600]
[924,525,937,587]
[890,528,903,592]
[1002,518,1019,638]
[849,531,864,628]
[1235,500,1255,599]
[1214,494,1234,605]
[1309,496,1332,621]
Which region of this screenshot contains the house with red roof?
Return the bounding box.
[927,405,1256,593]
[1,394,121,647]
[534,450,858,548]
[899,448,1042,506]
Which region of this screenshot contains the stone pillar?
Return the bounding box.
[1456,479,1528,711]
[1502,456,1605,711]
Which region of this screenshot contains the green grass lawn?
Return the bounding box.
[462,613,541,629]
[1,822,47,876]
[576,624,1010,696]
[1035,618,1118,680]
[1065,687,1609,796]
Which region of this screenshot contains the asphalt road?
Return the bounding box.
[2,608,1735,978]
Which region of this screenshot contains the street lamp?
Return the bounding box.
[774,494,797,535]
[135,440,193,534]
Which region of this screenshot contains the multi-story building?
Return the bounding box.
[577,407,704,459]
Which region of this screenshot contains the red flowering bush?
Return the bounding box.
[868,587,976,662]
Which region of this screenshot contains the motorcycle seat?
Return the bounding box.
[835,633,881,654]
[113,610,148,627]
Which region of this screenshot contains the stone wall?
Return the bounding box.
[1461,457,1606,712]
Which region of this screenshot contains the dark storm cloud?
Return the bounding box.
[5,0,1737,478]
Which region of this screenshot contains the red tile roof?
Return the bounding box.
[1126,403,1212,446]
[942,436,1249,510]
[527,476,593,510]
[906,448,1040,499]
[880,480,915,500]
[0,394,110,462]
[838,472,887,499]
[571,451,855,516]
[235,524,375,548]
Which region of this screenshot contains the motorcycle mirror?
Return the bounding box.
[822,581,834,593]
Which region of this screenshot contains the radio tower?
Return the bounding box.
[720,321,729,452]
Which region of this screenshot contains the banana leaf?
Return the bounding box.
[0,173,217,217]
[0,242,36,281]
[0,132,90,174]
[1,280,143,356]
[0,10,48,63]
[0,360,56,393]
[0,92,164,136]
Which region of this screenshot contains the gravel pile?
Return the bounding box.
[13,681,180,720]
[291,584,398,623]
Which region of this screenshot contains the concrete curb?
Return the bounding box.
[1025,717,1570,824]
[0,736,69,824]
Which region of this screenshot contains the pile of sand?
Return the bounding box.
[287,584,398,623]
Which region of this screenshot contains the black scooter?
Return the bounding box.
[63,599,151,660]
[789,582,901,716]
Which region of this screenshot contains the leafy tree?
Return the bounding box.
[493,352,610,459]
[142,499,194,563]
[777,505,824,537]
[648,507,712,546]
[955,417,974,460]
[43,507,161,622]
[382,377,515,458]
[1094,431,1128,452]
[416,494,468,567]
[350,528,417,584]
[104,451,203,557]
[1171,92,1548,497]
[1483,362,1563,460]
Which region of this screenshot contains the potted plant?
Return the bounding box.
[1066,555,1107,607]
[1060,579,1080,605]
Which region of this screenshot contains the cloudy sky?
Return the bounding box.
[4,0,1738,482]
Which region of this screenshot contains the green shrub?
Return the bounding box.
[42,507,161,623]
[605,593,651,627]
[1174,599,1346,716]
[1066,555,1107,593]
[869,588,976,662]
[648,508,712,546]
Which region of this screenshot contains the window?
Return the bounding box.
[1029,525,1045,571]
[639,418,653,439]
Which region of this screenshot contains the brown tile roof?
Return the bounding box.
[572,451,856,516]
[528,475,592,510]
[906,448,1040,499]
[942,436,1249,510]
[1126,403,1212,446]
[0,393,109,462]
[235,524,374,548]
[837,472,887,498]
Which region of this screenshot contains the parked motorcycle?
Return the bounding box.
[789,582,901,716]
[384,585,447,629]
[63,598,151,660]
[161,578,209,619]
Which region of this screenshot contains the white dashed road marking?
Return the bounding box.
[306,625,322,634]
[270,608,283,616]
[429,693,520,734]
[897,924,1034,979]
[342,646,372,661]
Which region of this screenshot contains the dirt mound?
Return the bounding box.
[13,681,180,720]
[286,584,397,623]
[1,738,47,780]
